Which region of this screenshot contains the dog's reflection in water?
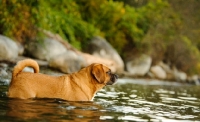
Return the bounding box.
[6,98,103,121]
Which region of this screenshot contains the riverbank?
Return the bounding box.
[0,33,200,85]
[0,56,199,86]
[1,1,200,85]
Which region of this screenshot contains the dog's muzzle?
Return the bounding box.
[106,74,118,85]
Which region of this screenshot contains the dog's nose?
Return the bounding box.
[111,74,118,82]
[106,74,118,85]
[114,74,118,80]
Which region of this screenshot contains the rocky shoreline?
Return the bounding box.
[0,33,199,85]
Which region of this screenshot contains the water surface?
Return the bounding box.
[0,78,200,122]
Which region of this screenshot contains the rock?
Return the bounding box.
[187,75,200,85]
[26,37,67,61]
[0,63,8,77]
[17,42,24,56]
[0,35,19,60]
[126,54,152,76]
[49,51,86,73]
[0,69,8,77]
[23,67,34,73]
[158,62,171,73]
[81,53,116,72]
[158,62,174,80]
[150,65,167,79]
[173,67,187,82]
[85,36,124,73]
[16,56,49,67]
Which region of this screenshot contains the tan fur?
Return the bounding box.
[12,59,39,78]
[8,59,117,101]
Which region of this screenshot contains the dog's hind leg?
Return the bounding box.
[8,88,36,99]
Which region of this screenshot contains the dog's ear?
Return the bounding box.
[92,64,105,84]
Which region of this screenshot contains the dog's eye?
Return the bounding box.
[106,71,111,74]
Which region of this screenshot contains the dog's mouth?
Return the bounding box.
[106,74,118,85]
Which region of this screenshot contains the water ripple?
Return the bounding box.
[1,78,200,121]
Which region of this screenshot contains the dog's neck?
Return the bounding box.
[67,67,105,101]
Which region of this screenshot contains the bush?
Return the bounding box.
[0,0,38,42]
[165,36,200,74]
[77,0,144,53]
[0,0,99,49]
[36,0,100,49]
[137,0,183,62]
[1,0,200,74]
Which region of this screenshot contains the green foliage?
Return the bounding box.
[1,0,200,74]
[0,0,38,42]
[136,0,183,62]
[36,0,99,49]
[77,0,144,53]
[0,0,99,49]
[165,36,200,74]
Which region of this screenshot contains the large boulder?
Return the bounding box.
[126,54,152,76]
[49,51,86,73]
[158,61,174,80]
[173,67,187,82]
[150,65,167,79]
[85,36,124,73]
[17,42,24,56]
[0,35,19,60]
[26,37,67,61]
[81,53,116,72]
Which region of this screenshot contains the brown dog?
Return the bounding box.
[8,59,118,101]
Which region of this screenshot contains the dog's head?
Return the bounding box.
[91,63,118,85]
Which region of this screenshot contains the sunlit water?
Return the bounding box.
[1,77,200,122]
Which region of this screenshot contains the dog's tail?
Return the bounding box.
[12,59,39,77]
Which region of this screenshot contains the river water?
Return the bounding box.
[0,78,200,122]
[0,67,200,121]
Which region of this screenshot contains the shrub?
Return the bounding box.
[137,0,183,62]
[1,0,200,74]
[77,0,144,53]
[37,0,100,49]
[0,0,38,42]
[165,36,200,74]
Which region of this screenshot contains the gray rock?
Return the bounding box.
[158,62,174,80]
[0,63,8,77]
[173,67,187,82]
[17,42,24,56]
[150,65,167,79]
[15,56,49,67]
[26,37,67,61]
[49,51,86,73]
[81,53,116,72]
[86,36,124,73]
[22,67,34,73]
[0,35,19,60]
[188,75,199,85]
[126,54,152,76]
